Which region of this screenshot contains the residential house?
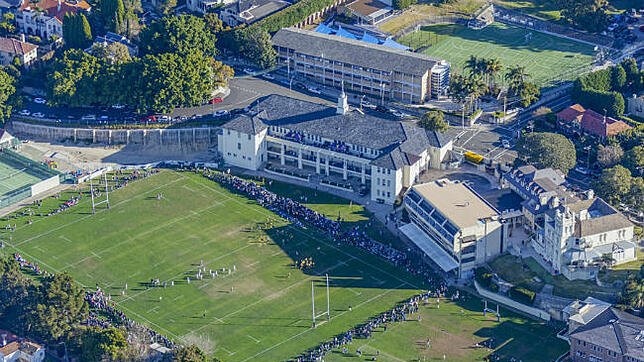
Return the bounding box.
[186,0,233,14]
[85,31,138,57]
[0,35,37,66]
[0,330,45,362]
[628,94,644,119]
[15,0,91,41]
[563,298,644,362]
[220,0,289,27]
[340,0,393,25]
[557,104,632,139]
[271,27,450,103]
[218,93,454,205]
[401,179,504,279]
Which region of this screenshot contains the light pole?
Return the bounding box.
[360,95,365,111]
[287,55,291,78]
[380,83,385,106]
[289,77,294,92]
[584,145,592,170]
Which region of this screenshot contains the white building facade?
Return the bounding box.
[218,94,453,204]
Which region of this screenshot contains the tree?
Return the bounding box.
[519,81,540,107]
[0,68,16,122]
[623,146,644,176]
[596,144,624,168]
[593,165,632,204]
[156,0,177,15]
[63,13,93,49]
[611,64,627,91]
[0,13,16,36]
[240,28,276,69]
[0,257,35,331]
[204,13,224,34]
[28,273,89,343]
[465,73,486,111]
[448,73,469,126]
[623,277,644,311]
[392,0,416,10]
[516,132,577,174]
[91,42,131,63]
[79,327,128,361]
[98,0,126,33]
[174,344,207,362]
[505,65,528,95]
[140,15,216,57]
[484,57,502,90]
[48,49,102,106]
[621,57,642,93]
[419,110,448,132]
[561,0,608,32]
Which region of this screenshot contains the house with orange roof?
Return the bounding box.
[0,35,37,67]
[0,329,45,362]
[15,0,91,41]
[556,104,632,139]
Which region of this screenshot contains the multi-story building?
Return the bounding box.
[0,329,45,362]
[218,93,454,204]
[628,94,644,119]
[271,27,450,104]
[401,179,504,278]
[0,36,37,67]
[219,0,289,26]
[503,165,636,280]
[15,0,90,41]
[563,298,644,362]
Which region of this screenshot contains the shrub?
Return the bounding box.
[509,286,536,305]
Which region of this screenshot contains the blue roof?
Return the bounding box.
[361,31,380,44]
[335,25,357,39]
[382,37,409,50]
[314,23,334,34]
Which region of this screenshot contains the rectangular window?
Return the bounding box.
[237,143,241,150]
[387,180,391,187]
[377,190,380,196]
[248,134,251,140]
[387,192,391,198]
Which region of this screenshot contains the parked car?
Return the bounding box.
[99,115,109,122]
[82,114,96,121]
[261,73,274,80]
[307,86,322,95]
[375,105,388,113]
[18,109,30,116]
[243,68,256,75]
[501,139,511,148]
[141,115,156,122]
[209,97,223,104]
[361,100,377,109]
[33,97,46,104]
[574,166,590,175]
[158,115,171,122]
[32,112,45,118]
[111,104,125,109]
[213,110,229,117]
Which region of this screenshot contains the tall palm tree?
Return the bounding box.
[485,58,502,91]
[505,65,528,95]
[466,73,486,112]
[464,55,479,76]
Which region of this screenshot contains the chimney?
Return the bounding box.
[585,189,594,200]
[1,333,7,347]
[336,81,348,115]
[57,0,61,12]
[20,33,25,42]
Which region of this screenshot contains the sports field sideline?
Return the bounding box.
[399,22,596,88]
[1,170,567,361]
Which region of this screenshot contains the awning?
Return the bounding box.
[399,223,459,272]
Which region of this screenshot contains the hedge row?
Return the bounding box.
[509,286,536,305]
[475,267,499,292]
[572,68,625,117]
[252,0,339,33]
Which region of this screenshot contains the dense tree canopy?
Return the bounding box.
[140,15,216,57]
[97,0,125,33]
[79,327,128,361]
[596,144,624,168]
[63,13,93,49]
[240,28,276,69]
[593,165,633,204]
[419,110,448,132]
[0,68,16,122]
[561,0,608,32]
[623,145,644,176]
[516,132,577,174]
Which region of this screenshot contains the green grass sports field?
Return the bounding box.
[399,22,595,89]
[1,170,568,361]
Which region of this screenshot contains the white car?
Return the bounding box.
[111,104,125,109]
[574,166,590,175]
[307,87,322,95]
[81,114,96,121]
[33,97,46,104]
[261,73,274,80]
[243,68,256,75]
[32,112,45,118]
[361,100,377,109]
[213,110,229,117]
[18,109,30,116]
[501,139,511,148]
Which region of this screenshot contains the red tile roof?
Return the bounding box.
[580,109,632,138]
[0,37,37,55]
[0,341,20,356]
[21,0,90,21]
[557,104,585,123]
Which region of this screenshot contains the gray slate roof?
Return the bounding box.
[222,95,452,169]
[272,28,439,77]
[569,308,644,360]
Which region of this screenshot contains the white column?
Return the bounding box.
[298,148,303,169]
[315,151,321,174]
[342,160,347,180]
[325,156,329,176]
[280,144,285,166]
[159,129,163,145]
[361,163,366,184]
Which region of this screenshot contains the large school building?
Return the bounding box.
[271,27,450,104]
[218,93,454,204]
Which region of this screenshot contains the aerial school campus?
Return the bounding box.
[0,0,642,359]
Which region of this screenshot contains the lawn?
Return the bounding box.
[398,22,595,89]
[324,294,568,362]
[378,0,486,35]
[0,170,568,361]
[493,0,638,20]
[489,254,622,301]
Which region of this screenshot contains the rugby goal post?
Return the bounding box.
[311,274,331,328]
[90,173,110,214]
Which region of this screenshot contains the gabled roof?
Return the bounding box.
[0,37,37,56]
[21,0,91,21]
[272,28,438,76]
[569,308,644,360]
[580,108,632,138]
[557,104,585,122]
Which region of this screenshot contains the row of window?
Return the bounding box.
[226,152,253,162]
[376,189,391,198]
